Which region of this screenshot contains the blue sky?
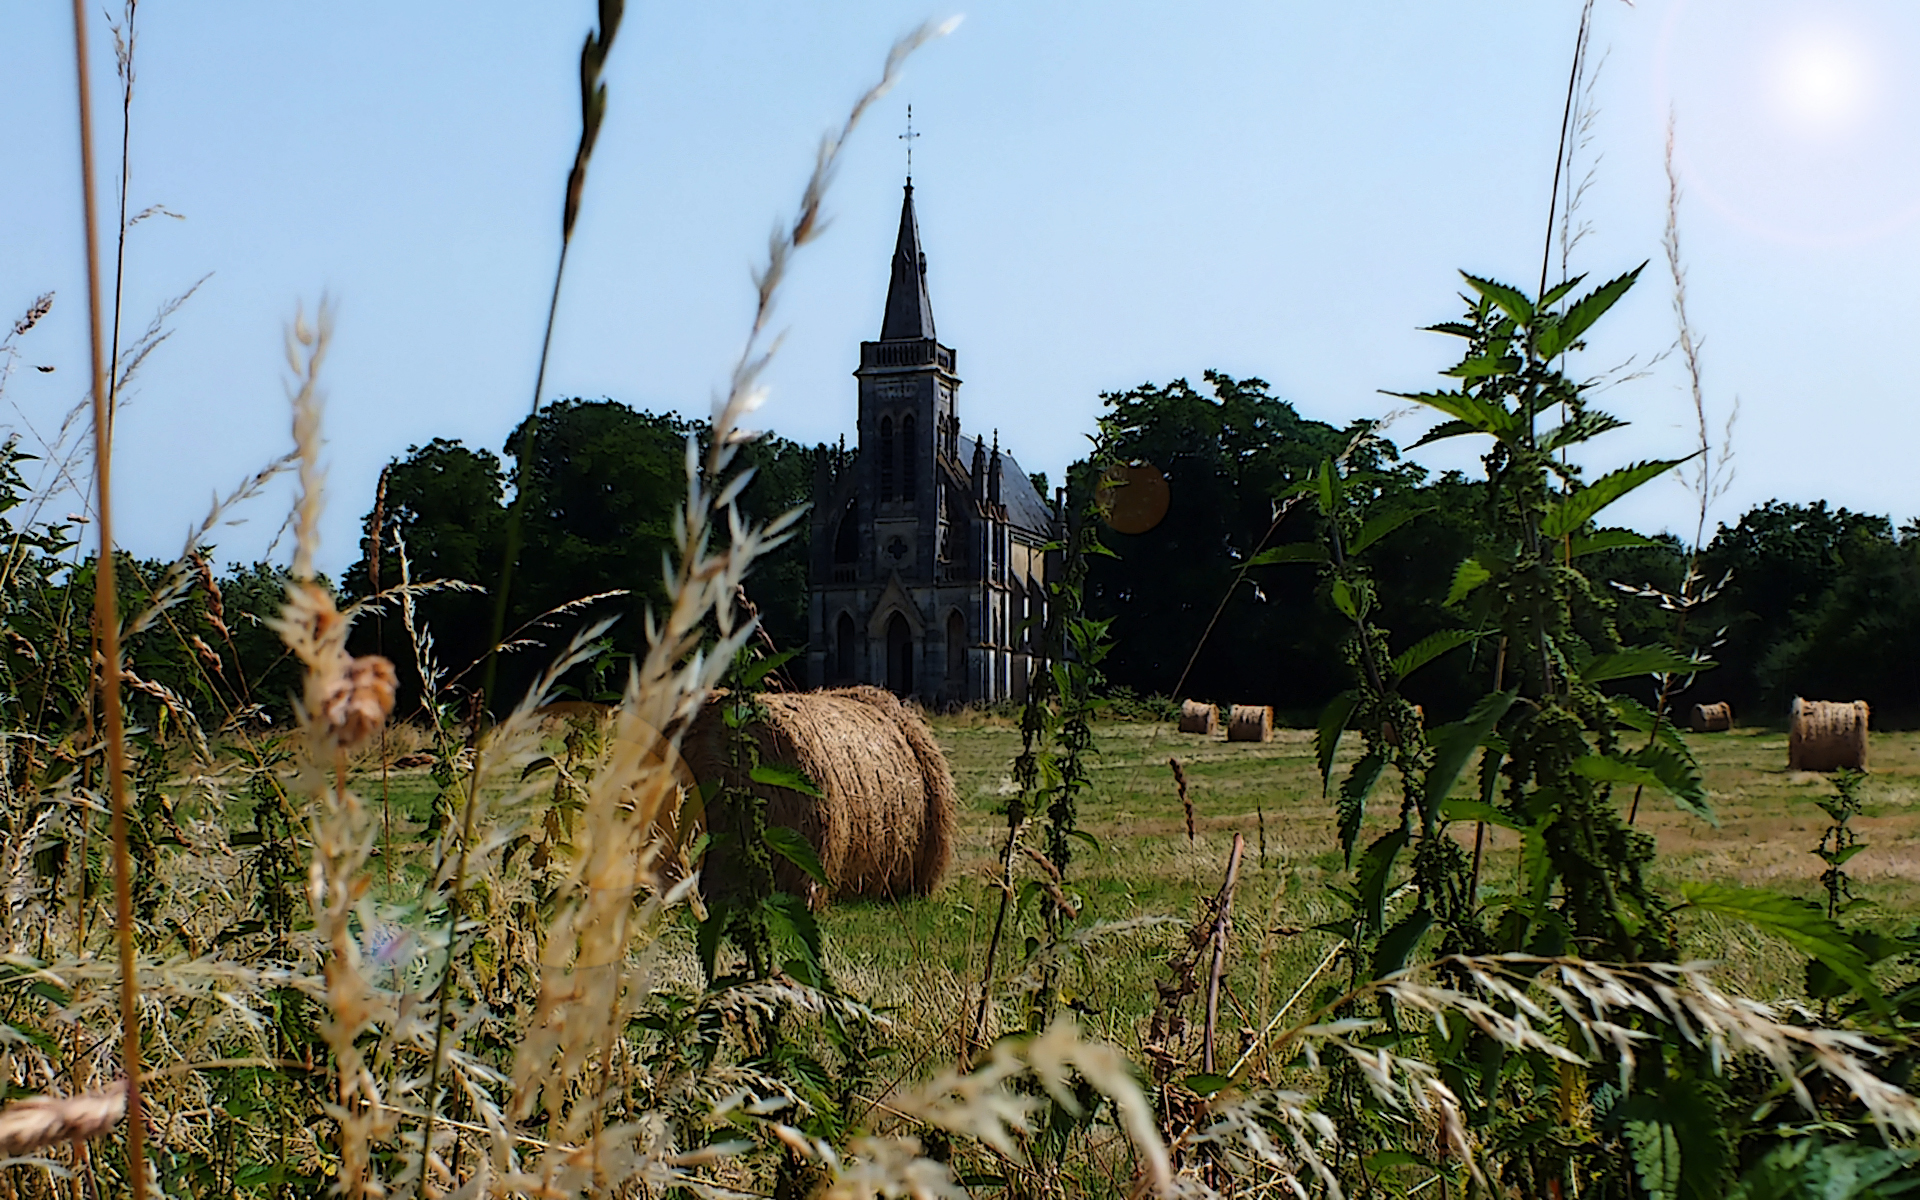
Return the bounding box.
[4,1,1918,575]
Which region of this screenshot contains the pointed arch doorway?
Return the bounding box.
[885,613,914,697]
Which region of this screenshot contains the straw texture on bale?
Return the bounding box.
[1227,704,1273,743]
[1788,698,1870,772]
[1178,700,1218,736]
[1689,702,1733,733]
[684,687,956,901]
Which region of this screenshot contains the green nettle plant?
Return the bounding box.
[1278,268,1920,1197]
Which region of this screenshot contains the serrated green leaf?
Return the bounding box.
[737,646,801,688]
[1538,274,1584,310]
[1317,692,1356,793]
[1541,409,1629,454]
[1438,798,1523,829]
[763,826,828,887]
[1626,1119,1682,1200]
[1445,556,1492,607]
[1391,629,1478,681]
[1572,753,1664,790]
[1390,389,1511,438]
[1372,908,1432,979]
[1535,264,1643,360]
[763,892,825,970]
[1247,543,1328,568]
[1461,272,1535,323]
[1331,578,1362,620]
[1351,507,1421,555]
[1680,883,1883,1010]
[1569,527,1659,557]
[1313,458,1340,515]
[1639,743,1715,824]
[1444,353,1523,380]
[1408,417,1483,450]
[1339,752,1387,866]
[1610,696,1693,756]
[1356,828,1408,934]
[1582,645,1714,684]
[1826,843,1868,867]
[1542,458,1690,538]
[750,761,825,798]
[1424,689,1518,820]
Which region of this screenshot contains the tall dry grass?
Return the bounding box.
[8,5,1920,1199]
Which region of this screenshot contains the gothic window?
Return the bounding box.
[946,611,966,698]
[901,415,916,503]
[880,417,894,501]
[835,612,856,681]
[833,498,858,563]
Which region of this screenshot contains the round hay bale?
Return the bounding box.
[683,687,956,902]
[1689,702,1733,733]
[1226,704,1273,743]
[1788,697,1870,772]
[1177,699,1218,736]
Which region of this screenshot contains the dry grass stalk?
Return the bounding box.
[1789,698,1870,772]
[67,0,147,1193]
[894,1018,1173,1197]
[1169,756,1193,842]
[0,1082,127,1158]
[1195,952,1920,1196]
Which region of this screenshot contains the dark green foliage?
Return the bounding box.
[1067,371,1481,720]
[347,400,814,715]
[1701,502,1920,721]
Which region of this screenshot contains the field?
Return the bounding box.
[794,715,1920,1071]
[356,712,1920,1092]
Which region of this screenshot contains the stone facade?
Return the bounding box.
[805,183,1060,704]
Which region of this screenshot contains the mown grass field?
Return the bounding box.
[817,715,1920,1072]
[361,716,1920,1080]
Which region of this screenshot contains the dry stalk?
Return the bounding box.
[66,1,146,1195]
[1170,756,1193,843]
[1202,834,1244,1075]
[0,1083,127,1157]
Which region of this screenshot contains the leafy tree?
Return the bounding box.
[1065,372,1370,713]
[352,402,814,714]
[1754,521,1920,722]
[1702,501,1896,715]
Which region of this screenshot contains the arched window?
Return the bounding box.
[885,613,914,696]
[879,416,894,501]
[901,415,917,503]
[946,611,966,699]
[833,498,858,564]
[835,612,856,682]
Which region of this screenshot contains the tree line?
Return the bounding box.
[5,382,1913,737]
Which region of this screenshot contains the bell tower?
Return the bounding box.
[853,182,960,585]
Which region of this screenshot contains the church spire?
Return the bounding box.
[880,183,936,341]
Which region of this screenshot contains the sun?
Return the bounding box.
[1770,31,1875,135]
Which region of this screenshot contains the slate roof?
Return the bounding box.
[958,434,1054,541]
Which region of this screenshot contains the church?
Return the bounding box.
[805,181,1060,704]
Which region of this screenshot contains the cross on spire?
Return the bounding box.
[899,104,921,181]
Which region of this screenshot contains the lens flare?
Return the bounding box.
[1658,0,1920,245]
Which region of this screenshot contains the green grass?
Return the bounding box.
[352,715,1920,1077]
[814,715,1920,1069]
